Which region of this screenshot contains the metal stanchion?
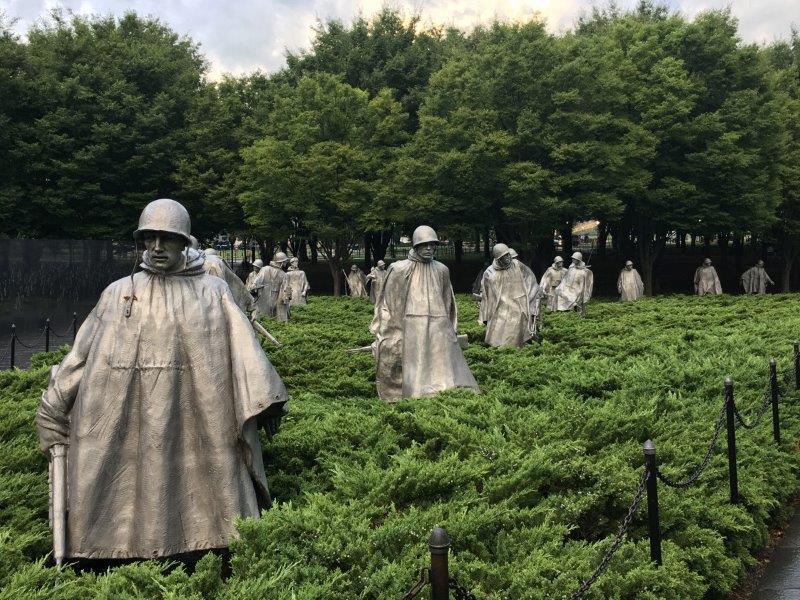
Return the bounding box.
[643,440,662,566]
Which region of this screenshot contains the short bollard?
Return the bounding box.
[770,359,780,444]
[643,440,662,566]
[72,312,77,342]
[45,318,51,353]
[10,324,16,370]
[794,341,800,391]
[725,377,739,504]
[428,528,451,600]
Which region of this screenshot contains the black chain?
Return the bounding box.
[450,576,478,600]
[401,568,428,600]
[49,317,77,339]
[656,393,728,490]
[732,386,772,430]
[565,470,649,600]
[12,328,45,349]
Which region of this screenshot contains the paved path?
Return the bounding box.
[754,510,800,599]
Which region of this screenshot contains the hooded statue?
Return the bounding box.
[286,257,310,306]
[202,248,254,314]
[694,258,722,295]
[479,244,541,348]
[539,257,566,312]
[246,259,263,290]
[370,225,479,401]
[556,252,594,312]
[741,260,774,294]
[252,251,292,321]
[35,199,288,561]
[617,260,645,301]
[366,260,388,304]
[346,265,369,299]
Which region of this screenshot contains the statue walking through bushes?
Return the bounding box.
[556,252,594,314]
[202,247,254,314]
[370,225,479,401]
[366,260,388,303]
[252,251,292,321]
[741,260,774,294]
[694,258,722,295]
[345,264,368,298]
[479,243,541,348]
[539,256,565,312]
[246,259,263,290]
[286,257,310,305]
[36,199,288,564]
[617,260,645,301]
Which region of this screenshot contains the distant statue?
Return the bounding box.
[246,259,263,290]
[556,252,594,314]
[694,258,722,295]
[202,248,254,314]
[472,260,492,324]
[617,260,645,301]
[286,257,310,305]
[35,199,288,565]
[370,225,479,401]
[539,256,566,312]
[366,260,388,303]
[252,251,292,320]
[345,264,368,298]
[741,260,774,294]
[479,243,541,348]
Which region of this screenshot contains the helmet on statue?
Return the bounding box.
[412,225,439,247]
[492,243,511,260]
[571,251,583,262]
[273,251,288,264]
[253,259,264,269]
[133,199,192,244]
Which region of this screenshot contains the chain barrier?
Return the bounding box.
[655,394,728,490]
[49,318,77,339]
[732,386,772,430]
[401,568,428,600]
[565,470,649,600]
[450,576,478,600]
[12,328,46,349]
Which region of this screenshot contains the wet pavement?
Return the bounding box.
[754,511,800,599]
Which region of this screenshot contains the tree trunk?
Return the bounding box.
[635,219,665,297]
[597,223,608,257]
[329,258,342,296]
[560,224,573,259]
[718,233,729,266]
[371,230,392,262]
[363,233,372,268]
[733,235,744,276]
[454,238,463,263]
[483,229,490,259]
[309,237,318,264]
[690,234,696,251]
[782,257,793,293]
[298,239,309,262]
[703,235,711,256]
[474,230,481,254]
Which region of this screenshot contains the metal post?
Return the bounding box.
[643,440,662,566]
[72,312,77,343]
[45,318,50,353]
[771,359,780,444]
[428,527,451,600]
[794,341,800,391]
[10,324,15,369]
[725,377,739,504]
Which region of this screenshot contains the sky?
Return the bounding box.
[1,0,797,80]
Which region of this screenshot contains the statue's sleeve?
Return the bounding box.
[441,264,459,332]
[36,302,104,452]
[478,272,491,324]
[585,270,594,301]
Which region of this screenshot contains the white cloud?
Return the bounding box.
[1,0,797,80]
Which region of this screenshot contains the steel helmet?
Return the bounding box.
[289,257,299,265]
[554,256,564,264]
[509,248,518,259]
[204,248,218,256]
[133,199,192,243]
[377,260,385,267]
[412,225,439,247]
[188,235,199,250]
[625,260,634,266]
[571,251,583,262]
[273,251,288,264]
[492,243,511,260]
[253,259,264,268]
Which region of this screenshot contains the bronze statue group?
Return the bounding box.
[37,198,779,568]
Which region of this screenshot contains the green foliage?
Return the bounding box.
[2,295,800,597]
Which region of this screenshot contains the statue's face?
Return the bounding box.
[143,232,186,271]
[498,254,513,269]
[555,261,563,269]
[626,264,633,271]
[416,242,437,261]
[704,259,712,266]
[757,260,764,267]
[351,265,357,272]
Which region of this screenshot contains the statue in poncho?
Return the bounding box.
[741,260,774,294]
[346,265,369,298]
[246,259,263,290]
[370,225,480,402]
[252,251,292,321]
[366,260,388,303]
[694,258,722,295]
[479,243,541,348]
[617,260,645,301]
[36,199,289,564]
[202,248,254,314]
[286,257,310,306]
[556,252,594,314]
[539,256,566,312]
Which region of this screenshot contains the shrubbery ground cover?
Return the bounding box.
[2,294,800,599]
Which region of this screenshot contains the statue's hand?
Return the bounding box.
[259,401,288,439]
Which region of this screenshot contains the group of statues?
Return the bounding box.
[693,258,774,295]
[35,197,781,567]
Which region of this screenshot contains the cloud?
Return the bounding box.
[2,0,797,80]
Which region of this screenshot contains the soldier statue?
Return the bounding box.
[370,225,479,401]
[36,199,288,565]
[202,247,254,314]
[286,257,310,306]
[346,264,368,298]
[366,260,388,303]
[694,258,722,296]
[556,252,594,314]
[741,260,774,294]
[252,251,292,321]
[246,259,263,290]
[539,256,566,312]
[617,260,645,301]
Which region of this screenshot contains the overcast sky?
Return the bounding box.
[2,0,797,80]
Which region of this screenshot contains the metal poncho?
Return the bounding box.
[369,248,479,402]
[252,264,291,321]
[366,267,388,304]
[286,265,310,306]
[741,265,773,294]
[479,258,541,348]
[35,248,288,559]
[346,268,369,299]
[202,252,254,313]
[539,264,566,312]
[694,266,722,295]
[556,263,594,311]
[618,268,645,301]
